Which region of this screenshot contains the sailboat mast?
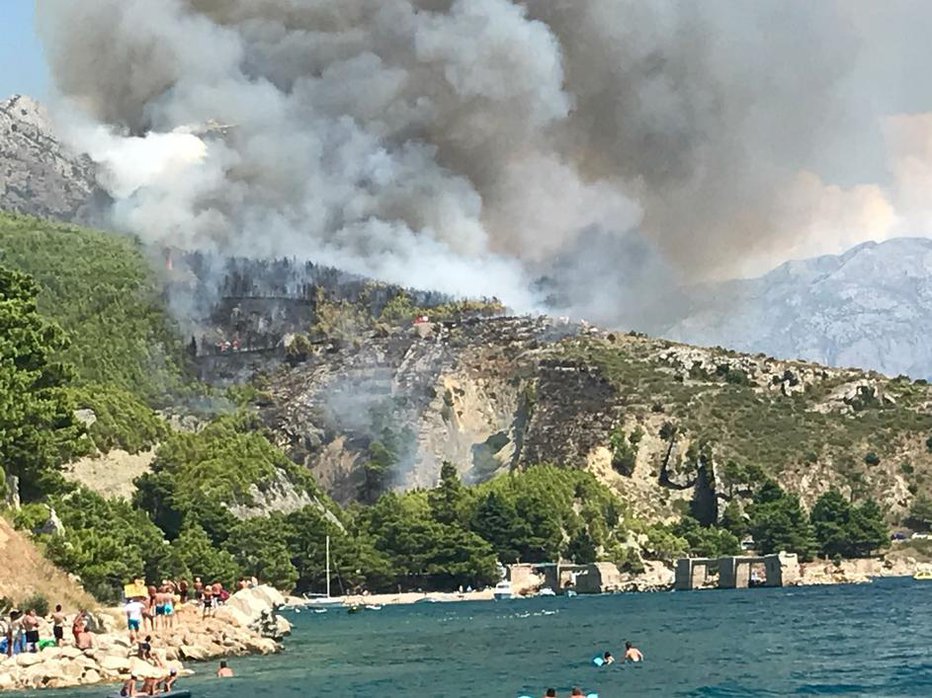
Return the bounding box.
[326,534,331,598]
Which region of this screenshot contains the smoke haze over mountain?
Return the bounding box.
[34,0,932,326]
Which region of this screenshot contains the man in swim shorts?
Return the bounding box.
[22,609,40,653]
[51,604,66,646]
[124,597,144,643]
[624,640,644,662]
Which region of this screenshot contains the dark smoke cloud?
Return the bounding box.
[35,0,932,325]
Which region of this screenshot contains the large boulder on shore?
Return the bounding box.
[225,585,286,620]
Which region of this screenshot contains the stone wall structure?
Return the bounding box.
[675,552,800,590]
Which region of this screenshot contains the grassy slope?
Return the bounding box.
[0,517,96,611]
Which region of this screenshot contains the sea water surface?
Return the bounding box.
[31,578,932,697]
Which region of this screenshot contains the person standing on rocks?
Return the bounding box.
[142,593,155,634]
[2,610,21,657]
[51,604,66,646]
[202,584,215,618]
[72,609,93,649]
[22,609,40,652]
[124,596,145,643]
[165,588,176,630]
[152,586,165,632]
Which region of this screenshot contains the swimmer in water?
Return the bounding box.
[217,660,234,677]
[624,640,644,662]
[544,690,557,698]
[602,651,614,665]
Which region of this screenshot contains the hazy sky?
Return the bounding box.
[0,2,47,99]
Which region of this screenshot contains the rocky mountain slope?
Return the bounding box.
[0,95,103,223]
[659,238,932,380]
[189,263,932,524]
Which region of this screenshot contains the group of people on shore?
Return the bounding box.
[118,576,252,695]
[123,575,242,645]
[2,605,94,656]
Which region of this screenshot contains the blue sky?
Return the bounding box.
[0,2,48,99]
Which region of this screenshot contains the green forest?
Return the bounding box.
[0,213,895,601]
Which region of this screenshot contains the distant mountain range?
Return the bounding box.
[659,238,932,379]
[0,95,104,224]
[3,93,932,379]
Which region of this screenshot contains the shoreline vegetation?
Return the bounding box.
[0,586,285,692]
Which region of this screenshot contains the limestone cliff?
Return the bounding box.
[0,96,104,223]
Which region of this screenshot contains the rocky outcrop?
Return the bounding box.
[798,556,917,586]
[0,586,286,692]
[0,95,103,223]
[224,469,327,519]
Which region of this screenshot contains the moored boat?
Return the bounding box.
[493,580,513,600]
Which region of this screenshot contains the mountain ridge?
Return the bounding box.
[659,236,932,379]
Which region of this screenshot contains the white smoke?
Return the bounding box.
[34,0,932,323]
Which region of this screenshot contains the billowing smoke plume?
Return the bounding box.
[35,0,932,327]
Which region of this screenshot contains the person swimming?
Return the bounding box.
[624,640,644,662]
[543,690,557,698]
[602,651,614,665]
[217,660,234,677]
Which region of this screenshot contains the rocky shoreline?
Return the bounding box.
[0,586,289,692]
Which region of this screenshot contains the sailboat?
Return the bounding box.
[301,535,344,610]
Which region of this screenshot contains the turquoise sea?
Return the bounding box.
[22,578,932,697]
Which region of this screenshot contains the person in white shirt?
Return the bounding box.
[124,598,144,643]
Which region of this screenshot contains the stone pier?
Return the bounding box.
[675,552,800,590]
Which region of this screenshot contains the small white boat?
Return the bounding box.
[493,580,513,600]
[538,587,556,597]
[364,604,383,611]
[302,594,344,610]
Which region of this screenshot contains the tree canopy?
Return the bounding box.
[810,490,887,558]
[748,482,816,560]
[0,266,81,500]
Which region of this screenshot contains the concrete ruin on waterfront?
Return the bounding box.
[508,561,624,594]
[674,552,801,590]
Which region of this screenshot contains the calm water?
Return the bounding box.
[24,578,932,697]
